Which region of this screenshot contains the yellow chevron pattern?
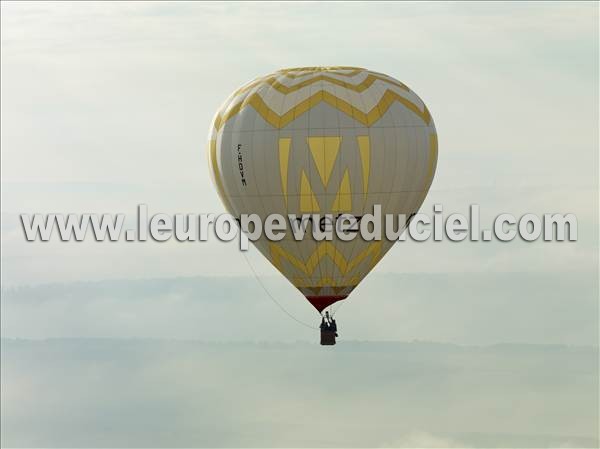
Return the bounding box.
[269,240,382,280]
[212,67,431,132]
[290,276,363,288]
[230,71,409,99]
[214,88,431,131]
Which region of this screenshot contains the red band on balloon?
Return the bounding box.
[306,295,347,313]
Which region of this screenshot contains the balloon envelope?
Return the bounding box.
[208,67,437,312]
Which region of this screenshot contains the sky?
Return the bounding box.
[1,1,598,287]
[0,0,598,339]
[0,1,598,338]
[1,3,598,448]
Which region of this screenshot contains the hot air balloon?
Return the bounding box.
[208,67,437,336]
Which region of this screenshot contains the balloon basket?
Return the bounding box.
[320,330,337,346]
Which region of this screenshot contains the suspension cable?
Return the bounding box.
[331,299,345,317]
[242,251,319,330]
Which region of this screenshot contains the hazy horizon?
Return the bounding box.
[2,338,598,448]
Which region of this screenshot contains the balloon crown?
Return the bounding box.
[277,66,366,73]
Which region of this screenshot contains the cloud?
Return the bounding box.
[1,339,598,447]
[1,2,597,286]
[1,272,597,345]
[382,431,467,448]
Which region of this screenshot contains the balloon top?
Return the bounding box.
[277,66,366,73]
